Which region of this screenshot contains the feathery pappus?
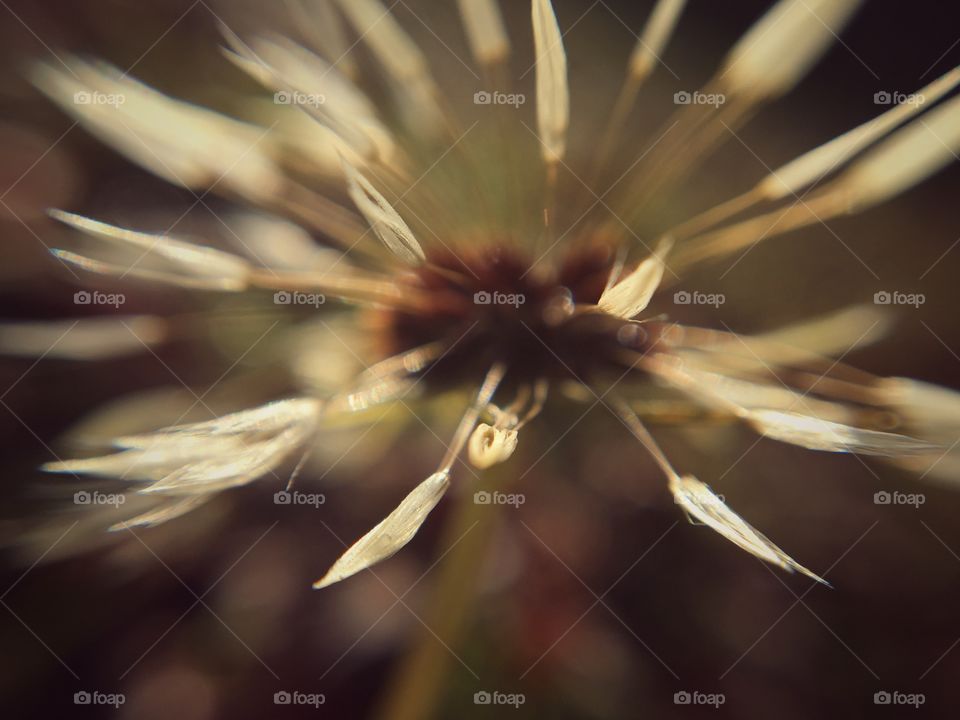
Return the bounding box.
[17,0,960,592]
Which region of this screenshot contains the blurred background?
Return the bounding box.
[1,0,960,717]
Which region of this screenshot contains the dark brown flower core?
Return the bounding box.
[377,243,663,389]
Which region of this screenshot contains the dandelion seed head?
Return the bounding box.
[26,0,960,588]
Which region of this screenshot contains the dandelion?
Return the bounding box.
[26,0,960,592]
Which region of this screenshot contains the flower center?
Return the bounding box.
[376,243,656,387]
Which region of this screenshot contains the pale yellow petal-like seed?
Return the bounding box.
[333,0,444,137]
[109,496,211,531]
[340,157,425,265]
[458,0,510,65]
[670,474,826,584]
[831,93,960,211]
[334,0,429,82]
[629,0,686,81]
[879,378,960,482]
[720,0,863,101]
[880,378,960,442]
[532,0,569,165]
[220,29,394,162]
[291,0,358,78]
[313,471,450,588]
[31,58,286,201]
[0,317,166,360]
[749,304,892,360]
[50,211,252,291]
[743,409,935,456]
[45,399,322,502]
[759,66,960,200]
[597,238,672,319]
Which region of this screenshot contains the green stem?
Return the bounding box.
[373,479,500,720]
